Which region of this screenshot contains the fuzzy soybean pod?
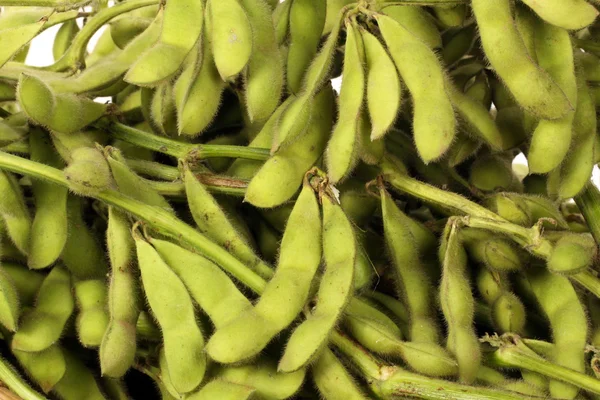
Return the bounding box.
[105,147,173,214]
[359,27,401,141]
[28,129,68,270]
[239,0,284,122]
[278,194,355,373]
[521,0,598,30]
[13,344,66,394]
[1,263,44,307]
[245,85,335,208]
[100,208,139,378]
[207,182,321,363]
[380,188,439,344]
[547,233,597,275]
[175,29,226,136]
[0,170,30,256]
[286,0,326,93]
[53,20,79,61]
[187,380,256,400]
[439,221,481,384]
[74,280,109,348]
[17,74,107,134]
[377,14,456,164]
[483,193,532,227]
[472,0,571,120]
[519,194,569,229]
[52,349,106,400]
[124,0,203,86]
[0,267,20,332]
[63,146,113,196]
[61,196,108,279]
[150,239,252,328]
[461,229,525,273]
[548,69,598,199]
[326,22,364,184]
[214,358,306,399]
[207,0,253,81]
[11,266,74,352]
[183,165,272,280]
[312,348,369,400]
[528,22,577,174]
[525,266,588,399]
[0,16,46,69]
[381,5,441,49]
[135,234,206,394]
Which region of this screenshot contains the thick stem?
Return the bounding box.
[329,330,388,381]
[572,270,600,299]
[0,0,89,6]
[0,151,267,293]
[575,184,600,247]
[380,157,503,221]
[487,336,600,396]
[0,357,45,400]
[95,119,271,161]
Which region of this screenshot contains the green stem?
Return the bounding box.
[96,119,271,161]
[575,184,600,246]
[487,336,600,396]
[371,367,539,400]
[0,356,45,400]
[381,0,467,4]
[572,270,600,299]
[46,0,159,71]
[329,330,388,381]
[1,141,29,155]
[126,159,180,181]
[381,156,505,221]
[0,151,267,293]
[461,217,554,259]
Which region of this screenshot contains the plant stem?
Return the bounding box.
[0,150,267,293]
[329,330,388,381]
[572,270,600,299]
[461,217,554,259]
[486,335,600,396]
[47,0,159,71]
[0,0,89,7]
[95,119,271,161]
[575,184,600,246]
[0,357,45,400]
[380,157,505,221]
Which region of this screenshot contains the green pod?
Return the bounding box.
[312,348,369,400]
[527,19,577,174]
[472,0,572,119]
[526,266,588,399]
[186,380,256,400]
[61,196,108,279]
[0,119,26,147]
[378,14,456,163]
[520,195,569,229]
[278,194,355,373]
[183,164,271,280]
[244,85,334,208]
[380,188,439,343]
[207,182,321,363]
[285,0,326,93]
[0,170,31,256]
[461,228,526,273]
[149,82,177,136]
[442,24,477,66]
[13,344,66,394]
[547,233,597,275]
[74,280,109,347]
[52,349,106,400]
[0,19,46,69]
[491,292,526,334]
[432,5,467,28]
[150,238,252,328]
[368,292,410,335]
[469,154,521,193]
[439,221,481,384]
[381,5,441,49]
[1,263,44,307]
[135,234,206,394]
[53,20,79,61]
[326,21,365,183]
[110,16,152,49]
[240,0,284,123]
[520,0,598,30]
[64,147,113,196]
[28,128,68,269]
[215,358,306,399]
[50,129,106,163]
[11,266,73,352]
[0,267,20,332]
[484,193,532,227]
[105,147,173,213]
